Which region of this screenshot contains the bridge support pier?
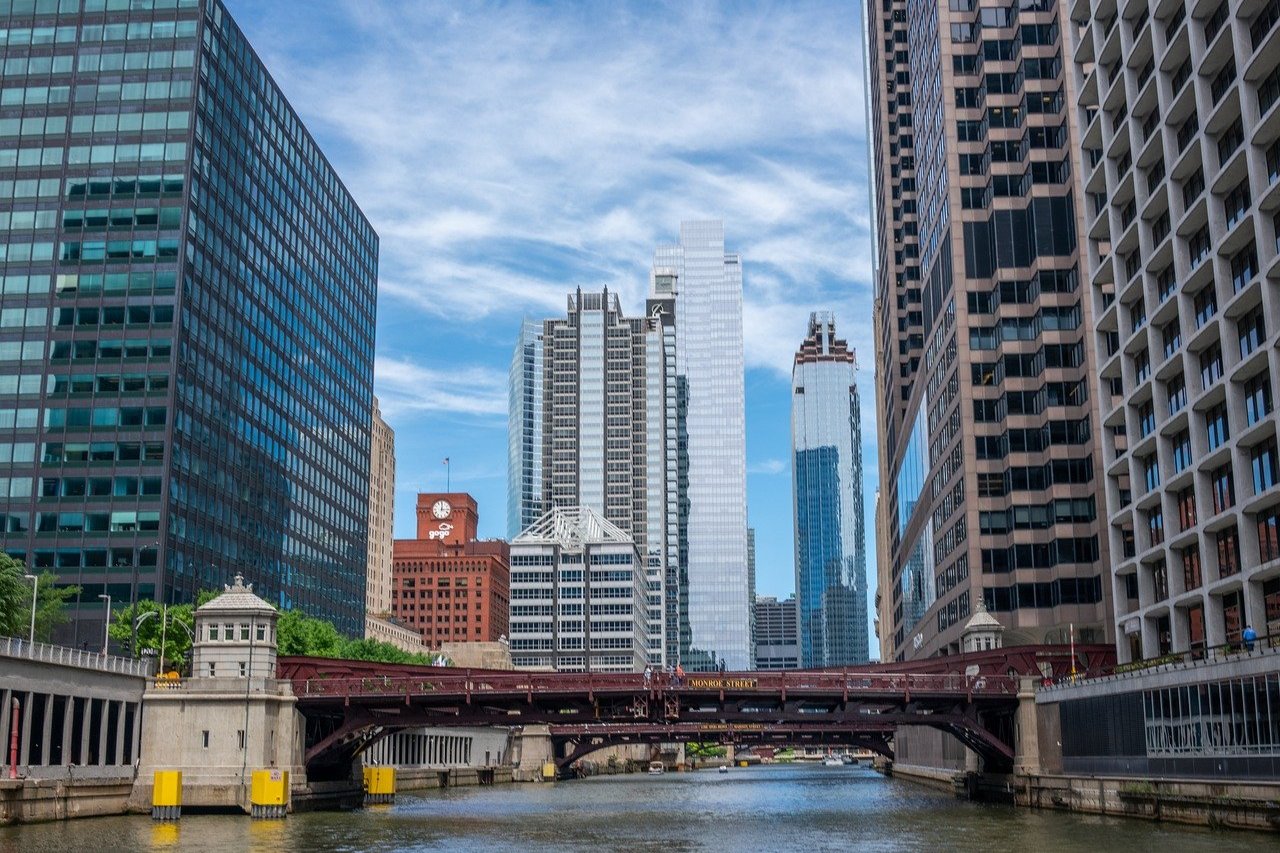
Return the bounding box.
[1013,677,1041,776]
[511,726,556,782]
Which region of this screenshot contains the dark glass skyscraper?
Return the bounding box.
[0,0,378,642]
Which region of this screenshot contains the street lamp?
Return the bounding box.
[97,594,111,655]
[131,540,160,658]
[22,574,36,644]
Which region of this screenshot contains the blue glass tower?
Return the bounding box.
[0,0,377,643]
[791,313,869,666]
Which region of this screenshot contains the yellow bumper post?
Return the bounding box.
[151,770,182,820]
[364,765,396,804]
[250,769,289,819]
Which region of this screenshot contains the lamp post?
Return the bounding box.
[131,540,160,657]
[97,593,111,655]
[22,574,37,644]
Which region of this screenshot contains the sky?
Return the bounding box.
[227,0,878,648]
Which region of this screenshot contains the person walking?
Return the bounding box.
[1243,624,1258,652]
[674,663,684,687]
[644,664,653,688]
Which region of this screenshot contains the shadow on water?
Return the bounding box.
[0,764,1267,852]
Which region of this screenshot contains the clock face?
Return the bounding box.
[431,500,452,519]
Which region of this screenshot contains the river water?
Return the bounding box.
[0,764,1264,852]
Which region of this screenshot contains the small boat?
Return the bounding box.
[648,761,665,775]
[822,756,843,767]
[718,765,729,774]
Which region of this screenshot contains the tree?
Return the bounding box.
[0,554,80,642]
[339,637,433,665]
[276,608,344,657]
[107,600,197,672]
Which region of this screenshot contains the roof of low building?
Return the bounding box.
[512,506,633,549]
[196,574,277,614]
[961,599,1004,633]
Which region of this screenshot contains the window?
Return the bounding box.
[1216,525,1241,577]
[1244,374,1274,426]
[1211,463,1236,513]
[237,730,245,749]
[1230,244,1258,294]
[1137,401,1156,437]
[207,662,216,677]
[1258,506,1280,563]
[1251,439,1279,494]
[1162,320,1182,359]
[1147,510,1165,546]
[1172,430,1192,473]
[1205,402,1229,451]
[1177,487,1198,530]
[1181,545,1203,590]
[1193,286,1217,329]
[1142,454,1161,492]
[201,730,210,749]
[1238,306,1266,358]
[1167,374,1187,415]
[1199,342,1223,390]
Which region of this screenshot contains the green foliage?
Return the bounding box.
[0,555,80,642]
[276,609,435,664]
[686,742,727,758]
[107,600,196,672]
[276,608,344,657]
[340,637,433,665]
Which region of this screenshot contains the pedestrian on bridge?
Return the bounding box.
[674,663,684,687]
[644,665,653,688]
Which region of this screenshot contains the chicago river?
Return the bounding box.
[0,764,1262,852]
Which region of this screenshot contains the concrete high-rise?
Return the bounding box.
[652,221,751,670]
[364,398,420,651]
[791,313,870,666]
[867,0,1112,660]
[508,506,649,673]
[507,318,543,540]
[0,0,378,642]
[514,289,677,667]
[1069,0,1280,659]
[754,594,800,670]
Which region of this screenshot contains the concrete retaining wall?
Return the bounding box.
[1017,774,1280,831]
[0,776,134,825]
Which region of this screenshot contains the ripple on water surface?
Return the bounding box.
[0,764,1267,852]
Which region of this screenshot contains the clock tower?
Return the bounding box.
[414,492,479,546]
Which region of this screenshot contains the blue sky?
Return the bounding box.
[228,0,877,647]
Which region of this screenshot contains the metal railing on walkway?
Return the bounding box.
[0,634,154,677]
[1039,631,1280,693]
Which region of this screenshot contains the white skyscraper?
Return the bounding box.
[652,221,751,670]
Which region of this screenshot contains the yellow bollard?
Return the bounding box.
[363,766,396,804]
[249,769,289,819]
[152,770,182,820]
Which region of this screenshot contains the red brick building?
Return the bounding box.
[391,493,510,645]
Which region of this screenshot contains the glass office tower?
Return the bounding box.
[0,0,378,643]
[867,0,1112,660]
[791,313,870,666]
[652,221,750,670]
[507,318,542,540]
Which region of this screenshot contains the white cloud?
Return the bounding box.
[374,355,507,420]
[236,0,871,378]
[748,458,788,476]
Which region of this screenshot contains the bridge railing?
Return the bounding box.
[291,669,1021,700]
[0,634,154,677]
